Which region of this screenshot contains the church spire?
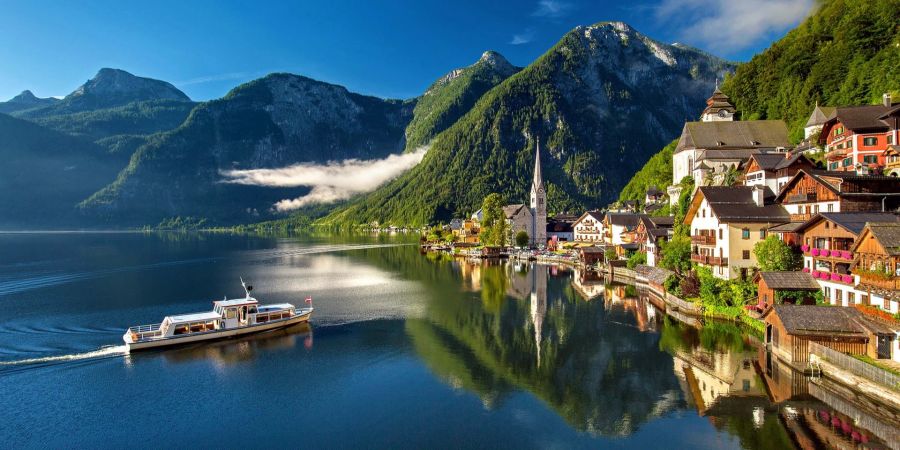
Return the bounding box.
[533,138,544,192]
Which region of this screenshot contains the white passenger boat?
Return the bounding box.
[123,279,313,352]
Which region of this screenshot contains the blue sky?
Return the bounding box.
[0,0,815,102]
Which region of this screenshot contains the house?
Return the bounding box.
[685,185,789,279]
[546,214,576,243]
[763,304,896,363]
[453,219,481,244]
[635,216,674,267]
[885,145,900,177]
[795,213,899,307]
[774,169,900,222]
[670,120,790,196]
[851,222,900,313]
[449,218,463,231]
[772,152,816,193]
[578,246,605,266]
[573,211,605,243]
[645,187,665,205]
[753,271,821,311]
[604,213,644,256]
[766,221,804,247]
[743,151,816,194]
[819,94,900,172]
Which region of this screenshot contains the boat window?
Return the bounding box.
[174,325,190,335]
[226,308,236,319]
[249,306,258,314]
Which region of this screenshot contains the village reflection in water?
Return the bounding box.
[414,256,896,449]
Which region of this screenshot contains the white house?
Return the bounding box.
[573,211,605,243]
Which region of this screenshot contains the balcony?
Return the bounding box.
[857,274,900,290]
[708,256,729,266]
[810,270,854,285]
[691,235,716,245]
[786,193,817,203]
[790,213,812,222]
[826,148,847,161]
[805,247,854,261]
[691,254,707,264]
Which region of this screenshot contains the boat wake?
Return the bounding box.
[0,345,127,369]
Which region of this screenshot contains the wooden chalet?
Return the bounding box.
[851,222,900,298]
[774,169,900,222]
[754,271,820,311]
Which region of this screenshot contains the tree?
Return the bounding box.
[515,230,530,248]
[659,235,692,275]
[627,252,647,269]
[604,247,617,263]
[753,236,802,271]
[481,193,508,247]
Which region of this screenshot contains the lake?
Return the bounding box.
[0,233,890,449]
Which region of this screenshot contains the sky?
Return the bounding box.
[0,0,816,102]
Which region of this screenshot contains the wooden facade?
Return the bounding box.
[851,225,900,291]
[764,309,868,364]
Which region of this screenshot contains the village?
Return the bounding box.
[422,87,900,414]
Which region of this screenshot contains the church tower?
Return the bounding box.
[530,139,547,246]
[700,83,736,122]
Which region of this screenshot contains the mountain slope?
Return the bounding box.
[0,90,59,114]
[0,113,122,227]
[617,139,675,204]
[324,22,734,226]
[80,74,415,225]
[722,0,900,142]
[405,51,520,149]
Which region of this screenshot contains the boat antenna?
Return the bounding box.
[240,277,253,299]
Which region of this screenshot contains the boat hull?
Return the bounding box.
[124,310,312,352]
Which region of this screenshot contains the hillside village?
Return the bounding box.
[425,87,900,373]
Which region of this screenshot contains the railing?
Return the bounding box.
[708,256,729,266]
[807,247,854,260]
[790,213,812,221]
[691,235,716,245]
[127,323,163,341]
[825,148,847,161]
[810,342,900,391]
[691,254,708,264]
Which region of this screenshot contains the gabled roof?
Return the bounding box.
[825,103,900,133]
[574,210,604,225]
[756,271,820,290]
[648,216,675,227]
[794,212,900,236]
[503,204,529,219]
[774,169,900,203]
[774,152,813,171]
[767,222,804,233]
[765,305,881,337]
[676,120,790,154]
[686,186,789,224]
[606,212,643,228]
[805,105,836,127]
[852,222,900,256]
[746,153,786,172]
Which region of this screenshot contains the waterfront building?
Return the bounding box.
[573,211,605,243]
[635,216,674,267]
[753,271,821,311]
[604,213,643,256]
[851,222,900,313]
[795,213,899,308]
[452,218,481,244]
[819,94,900,172]
[763,304,896,363]
[773,169,900,222]
[503,203,535,245]
[546,214,576,243]
[685,185,789,280]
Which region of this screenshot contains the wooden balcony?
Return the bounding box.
[790,213,812,222]
[691,254,707,264]
[825,148,847,161]
[858,275,900,291]
[691,235,716,245]
[708,256,729,266]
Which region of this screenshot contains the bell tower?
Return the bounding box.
[530,139,547,247]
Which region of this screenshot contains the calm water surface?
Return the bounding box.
[0,233,890,448]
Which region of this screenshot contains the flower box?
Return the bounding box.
[841,250,852,260]
[801,244,809,253]
[802,267,810,273]
[830,273,840,281]
[841,274,853,284]
[811,248,820,256]
[811,270,820,277]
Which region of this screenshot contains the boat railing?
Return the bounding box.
[127,323,163,341]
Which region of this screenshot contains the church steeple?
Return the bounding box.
[533,139,544,192]
[529,138,547,247]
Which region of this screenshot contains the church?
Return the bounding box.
[503,140,547,247]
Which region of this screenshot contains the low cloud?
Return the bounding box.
[176,71,262,87]
[532,0,571,18]
[510,30,535,45]
[656,0,815,53]
[221,147,428,212]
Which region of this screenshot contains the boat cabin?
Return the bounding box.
[213,298,260,329]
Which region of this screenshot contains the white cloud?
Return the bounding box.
[532,0,571,18]
[656,0,815,53]
[510,30,535,45]
[220,147,428,212]
[176,71,261,87]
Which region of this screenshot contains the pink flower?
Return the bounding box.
[802,267,810,273]
[801,244,809,252]
[841,250,852,260]
[811,248,820,256]
[812,270,820,277]
[842,274,852,284]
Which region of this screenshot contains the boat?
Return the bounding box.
[123,279,313,352]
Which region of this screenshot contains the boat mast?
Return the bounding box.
[240,277,253,299]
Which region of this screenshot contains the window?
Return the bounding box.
[760,230,766,239]
[743,250,750,260]
[863,155,878,164]
[827,204,833,212]
[226,308,236,319]
[889,135,894,144]
[742,228,750,239]
[825,221,830,229]
[843,157,852,167]
[829,162,838,170]
[863,137,877,146]
[814,205,820,214]
[848,292,856,304]
[719,229,723,239]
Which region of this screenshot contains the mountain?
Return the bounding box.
[405,51,520,149]
[12,68,195,142]
[721,0,900,142]
[323,22,734,226]
[0,113,122,228]
[0,90,60,114]
[80,74,415,225]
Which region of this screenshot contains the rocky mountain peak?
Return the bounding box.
[10,90,38,103]
[69,68,190,102]
[479,51,515,71]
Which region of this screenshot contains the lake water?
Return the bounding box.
[0,233,892,449]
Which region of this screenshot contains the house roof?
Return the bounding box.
[766,305,867,337]
[606,212,644,228]
[862,223,900,256]
[805,105,836,127]
[767,222,804,233]
[691,186,789,223]
[574,210,604,225]
[503,204,529,219]
[826,103,900,133]
[757,271,820,290]
[579,246,605,254]
[774,169,900,203]
[648,216,675,227]
[646,186,664,196]
[794,212,900,236]
[747,153,787,171]
[774,152,813,170]
[648,228,673,238]
[701,88,736,115]
[676,120,790,154]
[634,265,674,285]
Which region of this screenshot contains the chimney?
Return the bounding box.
[752,185,765,207]
[884,93,892,107]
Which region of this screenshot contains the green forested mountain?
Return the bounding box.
[617,139,676,204]
[405,51,520,150]
[0,90,59,114]
[0,113,122,227]
[80,74,415,225]
[323,22,733,226]
[722,0,900,142]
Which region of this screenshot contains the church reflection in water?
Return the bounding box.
[408,257,896,448]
